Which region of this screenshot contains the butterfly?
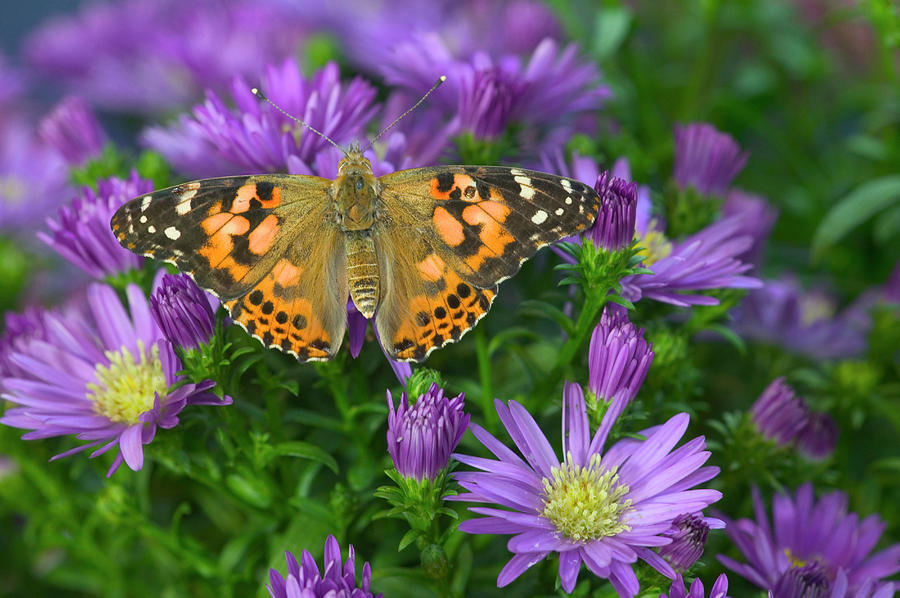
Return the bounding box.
[111,143,600,362]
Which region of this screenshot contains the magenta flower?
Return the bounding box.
[0,283,231,476]
[673,123,748,196]
[26,0,308,115]
[586,172,638,251]
[267,534,381,598]
[795,411,839,461]
[0,307,50,384]
[39,172,152,279]
[38,96,106,166]
[386,383,469,481]
[588,307,653,404]
[142,59,379,178]
[721,189,778,269]
[451,382,721,595]
[719,484,900,597]
[661,573,730,598]
[150,274,218,350]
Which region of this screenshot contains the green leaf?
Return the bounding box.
[591,6,632,60]
[272,441,339,473]
[812,175,900,257]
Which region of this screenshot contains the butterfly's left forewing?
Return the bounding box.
[111,175,349,361]
[374,165,599,361]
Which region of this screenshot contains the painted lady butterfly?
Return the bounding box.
[111,95,600,362]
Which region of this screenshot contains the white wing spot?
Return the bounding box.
[561,179,573,193]
[565,197,573,205]
[555,208,565,216]
[147,225,157,234]
[140,196,152,212]
[514,175,535,200]
[510,168,525,176]
[139,215,148,224]
[531,210,548,225]
[164,226,181,240]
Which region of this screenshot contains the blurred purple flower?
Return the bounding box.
[39,96,107,166]
[26,0,308,115]
[588,307,653,404]
[730,275,868,360]
[795,411,839,461]
[587,172,637,251]
[312,0,561,77]
[883,260,900,304]
[0,53,26,119]
[386,383,468,481]
[661,573,730,598]
[719,484,900,597]
[546,153,760,306]
[0,120,69,237]
[673,123,748,196]
[39,172,152,279]
[142,60,379,178]
[267,534,381,598]
[659,513,724,571]
[0,307,50,384]
[451,382,721,595]
[346,301,412,384]
[722,189,778,269]
[150,274,217,350]
[751,377,809,447]
[0,283,231,476]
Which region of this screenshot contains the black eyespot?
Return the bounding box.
[355,177,364,191]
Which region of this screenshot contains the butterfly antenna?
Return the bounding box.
[362,75,446,153]
[251,87,346,155]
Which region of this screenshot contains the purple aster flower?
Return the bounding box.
[661,573,730,598]
[38,96,106,166]
[588,307,653,404]
[267,534,381,598]
[587,172,638,251]
[0,53,26,119]
[39,172,152,279]
[750,378,809,447]
[451,382,721,595]
[719,484,900,597]
[346,301,412,384]
[0,283,231,476]
[385,38,609,159]
[546,153,761,307]
[141,60,379,178]
[150,274,217,350]
[722,189,778,269]
[730,276,868,360]
[673,123,748,196]
[26,0,308,115]
[386,383,468,481]
[0,119,68,237]
[659,513,724,571]
[795,411,839,461]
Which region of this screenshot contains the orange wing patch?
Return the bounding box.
[386,260,496,362]
[225,260,335,361]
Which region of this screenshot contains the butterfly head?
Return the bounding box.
[333,144,380,231]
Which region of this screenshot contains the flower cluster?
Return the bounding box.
[267,535,381,598]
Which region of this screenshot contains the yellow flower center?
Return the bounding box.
[86,341,167,424]
[541,453,632,542]
[800,295,835,326]
[635,222,673,266]
[785,548,808,568]
[0,175,27,205]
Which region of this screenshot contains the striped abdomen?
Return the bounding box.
[345,231,379,318]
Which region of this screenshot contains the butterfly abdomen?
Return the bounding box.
[345,230,379,319]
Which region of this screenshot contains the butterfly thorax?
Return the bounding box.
[333,147,382,318]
